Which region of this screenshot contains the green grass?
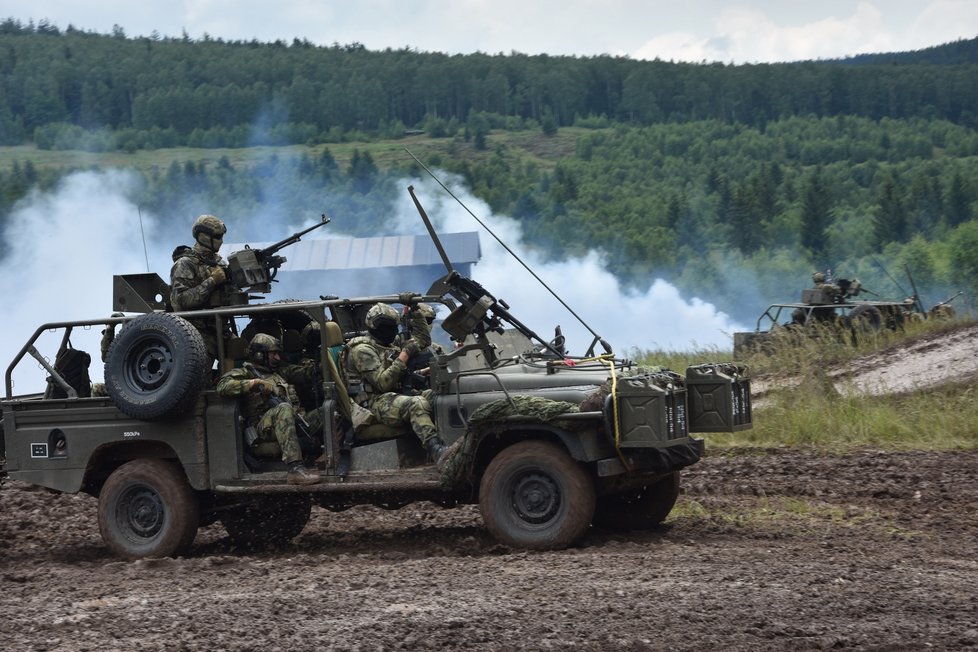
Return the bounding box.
[634,317,978,452]
[0,128,589,175]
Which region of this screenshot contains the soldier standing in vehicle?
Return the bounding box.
[216,333,320,486]
[344,302,448,463]
[170,214,233,368]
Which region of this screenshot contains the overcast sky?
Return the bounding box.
[5,0,977,63]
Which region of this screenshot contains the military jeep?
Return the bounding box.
[1,199,752,558]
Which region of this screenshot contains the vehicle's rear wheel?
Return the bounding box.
[848,304,883,331]
[221,495,312,550]
[98,459,200,559]
[593,472,681,531]
[105,312,209,420]
[479,440,595,550]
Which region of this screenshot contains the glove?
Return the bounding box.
[402,341,421,358]
[250,379,276,395]
[398,291,419,307]
[210,266,227,285]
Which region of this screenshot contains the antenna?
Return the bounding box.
[405,147,612,354]
[137,206,150,273]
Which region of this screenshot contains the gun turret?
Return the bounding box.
[408,186,565,360]
[225,214,331,298]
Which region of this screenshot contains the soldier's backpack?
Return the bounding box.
[44,344,92,399]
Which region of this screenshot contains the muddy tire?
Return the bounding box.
[105,312,209,421]
[593,473,681,531]
[479,440,595,550]
[221,496,312,550]
[848,304,883,331]
[98,459,200,559]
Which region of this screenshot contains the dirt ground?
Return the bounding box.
[2,447,977,651]
[4,324,978,650]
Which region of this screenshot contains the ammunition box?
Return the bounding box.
[802,288,833,305]
[685,363,752,433]
[610,372,689,448]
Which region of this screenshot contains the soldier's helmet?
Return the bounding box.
[365,303,399,330]
[417,303,437,324]
[301,321,321,351]
[812,271,825,284]
[364,303,400,344]
[248,333,283,369]
[192,214,227,251]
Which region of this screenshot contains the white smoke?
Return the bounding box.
[0,171,174,394]
[391,176,745,355]
[0,169,745,395]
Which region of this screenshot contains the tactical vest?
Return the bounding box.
[342,335,394,404]
[237,363,299,421]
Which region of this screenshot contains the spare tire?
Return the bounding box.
[848,304,883,332]
[105,312,209,421]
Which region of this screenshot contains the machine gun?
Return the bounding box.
[408,185,580,363]
[224,214,331,302]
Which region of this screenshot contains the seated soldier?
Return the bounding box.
[343,303,448,463]
[216,333,320,485]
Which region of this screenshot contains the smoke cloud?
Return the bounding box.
[0,169,744,395]
[388,177,745,355]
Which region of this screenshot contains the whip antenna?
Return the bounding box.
[137,205,150,272]
[405,147,611,354]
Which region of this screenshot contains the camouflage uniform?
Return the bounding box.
[344,333,438,445]
[216,361,322,464]
[170,243,232,362]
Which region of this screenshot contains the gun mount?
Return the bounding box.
[225,214,331,298]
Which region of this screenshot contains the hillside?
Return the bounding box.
[752,320,978,403]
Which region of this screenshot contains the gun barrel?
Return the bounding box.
[259,215,331,257]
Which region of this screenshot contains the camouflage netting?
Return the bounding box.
[438,396,582,485]
[469,395,580,423]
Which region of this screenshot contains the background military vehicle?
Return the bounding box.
[733,268,959,359]
[1,190,752,558]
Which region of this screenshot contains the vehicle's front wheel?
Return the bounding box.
[479,440,595,550]
[593,472,680,531]
[98,459,200,559]
[221,495,312,550]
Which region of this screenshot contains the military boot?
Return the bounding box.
[425,437,448,464]
[287,461,319,486]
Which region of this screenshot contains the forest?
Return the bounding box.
[1,18,978,325]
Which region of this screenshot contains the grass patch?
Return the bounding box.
[712,317,978,451]
[635,318,978,451]
[0,129,590,175]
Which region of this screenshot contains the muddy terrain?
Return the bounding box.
[2,325,977,650]
[1,447,976,651]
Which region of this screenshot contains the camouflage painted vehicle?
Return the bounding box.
[1,195,752,559]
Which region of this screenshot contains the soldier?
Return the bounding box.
[170,214,233,367]
[344,303,448,463]
[216,333,320,485]
[171,215,229,310]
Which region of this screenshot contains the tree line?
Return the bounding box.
[2,19,978,325]
[2,18,978,150]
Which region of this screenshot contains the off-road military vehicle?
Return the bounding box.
[733,270,958,359]
[1,191,752,558]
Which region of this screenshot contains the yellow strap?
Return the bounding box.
[600,357,629,469]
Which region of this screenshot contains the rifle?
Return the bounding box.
[225,214,331,300]
[247,370,317,449]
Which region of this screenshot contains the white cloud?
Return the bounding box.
[913,0,978,48]
[632,2,896,63]
[12,1,976,63]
